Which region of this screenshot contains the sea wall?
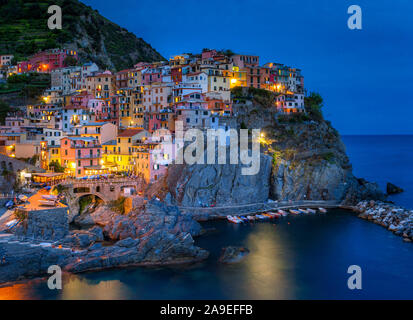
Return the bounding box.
[355,200,413,242]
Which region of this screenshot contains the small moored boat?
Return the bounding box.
[227,215,243,224]
[38,200,56,207]
[4,200,14,209]
[268,212,281,218]
[278,210,288,216]
[247,216,255,221]
[289,209,300,215]
[42,195,58,201]
[318,207,327,213]
[298,208,308,214]
[306,208,316,214]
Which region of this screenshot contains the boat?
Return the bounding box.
[289,209,300,215]
[278,210,288,216]
[18,195,28,202]
[226,215,235,223]
[255,214,266,220]
[5,219,20,231]
[318,207,327,213]
[298,208,308,214]
[240,216,249,222]
[306,208,316,214]
[267,212,280,218]
[41,195,58,201]
[4,200,14,209]
[247,215,255,221]
[227,215,243,224]
[38,200,56,207]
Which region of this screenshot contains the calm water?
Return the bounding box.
[342,135,413,208]
[0,135,412,300]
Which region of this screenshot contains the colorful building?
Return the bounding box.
[60,136,103,177]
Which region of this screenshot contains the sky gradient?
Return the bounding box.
[82,0,413,134]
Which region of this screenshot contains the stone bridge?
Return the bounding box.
[60,177,145,202]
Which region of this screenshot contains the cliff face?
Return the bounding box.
[160,88,384,207]
[164,150,272,207]
[0,0,165,70]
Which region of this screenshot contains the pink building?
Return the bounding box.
[60,136,103,177]
[71,91,93,108]
[230,54,260,69]
[201,49,217,60]
[17,49,78,73]
[147,113,163,133]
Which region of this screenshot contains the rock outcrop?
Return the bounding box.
[162,146,272,207]
[64,200,208,272]
[0,200,208,283]
[14,207,69,241]
[386,182,404,195]
[218,246,250,264]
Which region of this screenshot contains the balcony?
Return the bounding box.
[72,144,101,149]
[76,154,101,159]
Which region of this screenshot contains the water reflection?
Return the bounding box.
[243,224,294,299]
[61,275,130,300]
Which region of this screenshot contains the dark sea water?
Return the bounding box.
[0,136,412,300]
[342,135,413,209]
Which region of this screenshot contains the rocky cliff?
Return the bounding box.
[162,147,272,207]
[157,87,384,207]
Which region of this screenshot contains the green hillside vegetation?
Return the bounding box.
[0,100,10,124]
[0,0,165,70]
[0,73,51,104]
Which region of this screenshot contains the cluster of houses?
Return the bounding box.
[0,48,305,182]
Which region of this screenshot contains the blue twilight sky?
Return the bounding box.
[81,0,413,135]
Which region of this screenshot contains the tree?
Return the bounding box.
[49,160,65,173]
[304,92,324,122]
[63,56,77,67]
[0,100,10,125]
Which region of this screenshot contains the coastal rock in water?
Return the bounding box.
[218,246,250,264]
[0,241,74,283]
[386,182,404,195]
[64,231,209,273]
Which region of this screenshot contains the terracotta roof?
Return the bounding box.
[118,129,143,138]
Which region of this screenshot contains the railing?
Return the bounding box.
[61,177,143,185]
[76,154,101,159]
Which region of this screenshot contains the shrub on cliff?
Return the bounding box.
[0,100,10,125]
[305,92,324,122]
